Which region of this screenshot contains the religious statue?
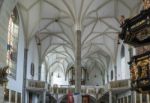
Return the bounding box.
[0,66,9,84]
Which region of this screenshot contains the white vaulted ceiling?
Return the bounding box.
[18,0,142,77]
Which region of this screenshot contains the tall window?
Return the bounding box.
[121,45,125,79]
[7,7,19,79]
[111,70,113,80]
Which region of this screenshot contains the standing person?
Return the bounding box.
[67,90,74,103]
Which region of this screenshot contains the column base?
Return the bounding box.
[73,93,82,103]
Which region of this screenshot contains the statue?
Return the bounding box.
[0,66,9,84]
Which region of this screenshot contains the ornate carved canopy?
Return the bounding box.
[119,8,150,47]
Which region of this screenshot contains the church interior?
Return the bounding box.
[0,0,150,103]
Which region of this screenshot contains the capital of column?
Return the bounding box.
[74,23,82,31]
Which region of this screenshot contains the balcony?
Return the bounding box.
[49,85,100,98]
[25,79,131,100]
[26,79,47,92]
[98,79,130,98]
[110,79,130,89]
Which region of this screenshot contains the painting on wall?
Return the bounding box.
[82,95,89,103]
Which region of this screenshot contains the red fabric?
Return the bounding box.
[67,90,74,103]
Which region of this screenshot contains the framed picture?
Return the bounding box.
[82,95,89,103]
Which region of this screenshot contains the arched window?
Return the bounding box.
[7,7,19,79]
[111,70,113,80]
[121,45,125,79]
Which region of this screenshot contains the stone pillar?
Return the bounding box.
[26,91,29,103]
[9,89,11,103]
[74,27,82,103]
[131,91,136,103]
[45,70,48,83]
[22,48,28,103]
[109,91,112,103]
[140,94,142,103]
[134,92,136,103]
[37,42,41,81]
[43,91,46,103]
[147,94,150,103]
[0,86,4,103]
[38,65,41,80]
[75,30,81,93]
[15,92,17,103]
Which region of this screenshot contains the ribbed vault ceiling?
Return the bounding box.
[18,0,142,77]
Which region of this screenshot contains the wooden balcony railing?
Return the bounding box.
[26,79,46,91]
[26,79,130,99]
[98,79,130,98]
[110,79,130,89]
[48,85,100,98]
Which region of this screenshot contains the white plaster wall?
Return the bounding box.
[41,63,46,81]
[27,38,39,80]
[86,68,103,86]
[51,71,69,86]
[109,68,114,81]
[41,37,51,60]
[116,42,130,80]
[108,61,115,82]
[104,71,107,84]
[116,43,123,80]
[124,44,130,79]
[104,60,114,84]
